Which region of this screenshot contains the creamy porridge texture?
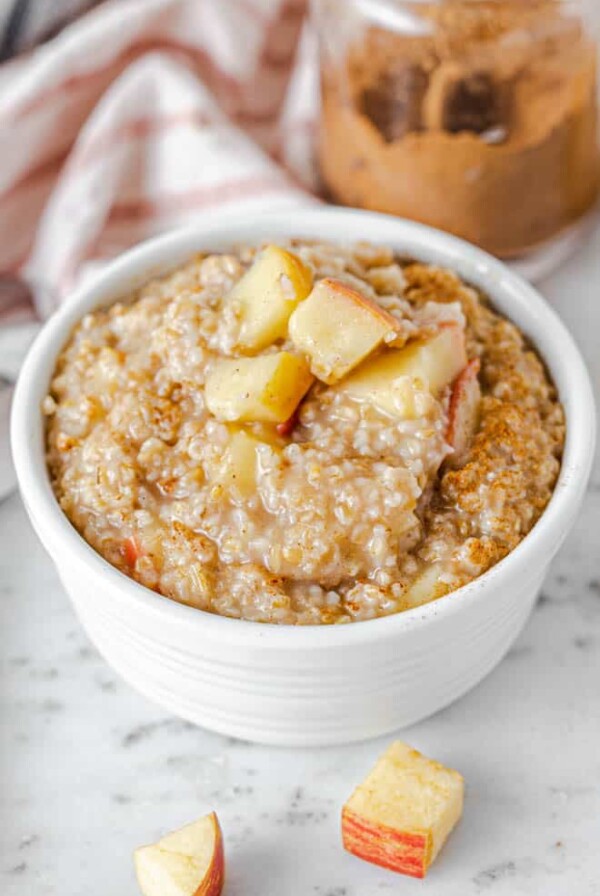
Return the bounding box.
[45,241,564,624]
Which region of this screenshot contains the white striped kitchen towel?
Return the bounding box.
[0,0,319,497]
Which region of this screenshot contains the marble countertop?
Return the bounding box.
[1,229,599,896]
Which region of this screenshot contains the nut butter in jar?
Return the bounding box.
[314,0,600,261]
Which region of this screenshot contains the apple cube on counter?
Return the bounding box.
[339,325,467,417]
[288,278,401,384]
[205,352,313,424]
[228,245,313,352]
[342,741,464,879]
[135,812,224,896]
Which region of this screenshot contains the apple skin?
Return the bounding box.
[342,806,429,879]
[340,741,464,880]
[446,358,481,467]
[288,277,401,384]
[134,812,225,896]
[195,814,224,896]
[276,406,299,438]
[120,535,143,568]
[318,278,401,330]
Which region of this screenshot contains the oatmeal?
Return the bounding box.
[45,240,564,624]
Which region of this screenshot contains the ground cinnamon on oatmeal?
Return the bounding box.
[45,240,564,624]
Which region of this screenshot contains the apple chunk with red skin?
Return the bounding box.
[134,812,224,896]
[342,741,464,879]
[445,358,481,467]
[288,277,402,384]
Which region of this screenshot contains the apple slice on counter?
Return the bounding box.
[228,245,313,352]
[339,325,467,417]
[134,812,224,896]
[445,358,481,467]
[288,277,401,384]
[205,352,313,424]
[342,741,464,879]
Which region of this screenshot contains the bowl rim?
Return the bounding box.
[10,207,596,649]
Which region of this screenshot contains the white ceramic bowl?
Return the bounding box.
[11,208,595,746]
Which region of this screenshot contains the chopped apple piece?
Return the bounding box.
[342,741,464,879]
[121,535,144,568]
[288,278,401,384]
[276,407,300,438]
[339,325,467,417]
[205,352,313,424]
[228,245,313,351]
[445,359,481,468]
[215,428,279,499]
[403,563,449,608]
[134,812,224,896]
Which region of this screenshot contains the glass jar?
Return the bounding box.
[313,0,600,264]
